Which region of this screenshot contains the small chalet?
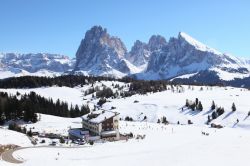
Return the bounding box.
[81,110,120,140]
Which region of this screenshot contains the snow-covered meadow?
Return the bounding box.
[1,82,249,128]
[0,128,32,147]
[1,82,250,166]
[2,121,250,166]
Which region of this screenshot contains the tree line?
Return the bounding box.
[0,75,173,95]
[0,75,134,89]
[0,91,90,125]
[129,80,169,94]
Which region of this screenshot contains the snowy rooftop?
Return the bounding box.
[82,110,119,124]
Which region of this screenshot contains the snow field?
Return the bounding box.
[9,121,250,166]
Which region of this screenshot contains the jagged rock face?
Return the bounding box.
[145,32,249,79]
[125,40,150,67]
[125,35,167,67]
[0,53,73,73]
[1,26,250,83]
[148,35,167,51]
[74,26,130,76]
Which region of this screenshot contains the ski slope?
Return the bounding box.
[1,83,250,166]
[0,128,32,147]
[1,121,250,166]
[103,85,250,128]
[1,83,250,129]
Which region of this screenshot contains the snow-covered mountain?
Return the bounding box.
[1,26,250,87]
[2,83,250,166]
[73,26,250,83]
[125,35,167,69]
[74,26,139,78]
[0,53,75,79]
[136,32,250,82]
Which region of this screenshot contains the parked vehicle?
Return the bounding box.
[72,139,86,145]
[50,141,57,146]
[40,139,46,144]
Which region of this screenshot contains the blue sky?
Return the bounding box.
[0,0,250,58]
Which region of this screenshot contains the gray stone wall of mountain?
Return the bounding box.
[125,35,167,67]
[143,32,250,80]
[74,26,131,76]
[1,25,250,84]
[125,40,150,67]
[148,35,167,51]
[0,53,74,73]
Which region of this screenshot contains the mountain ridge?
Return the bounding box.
[1,25,250,87]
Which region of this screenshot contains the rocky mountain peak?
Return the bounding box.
[177,32,222,55]
[125,35,167,67]
[82,26,127,57]
[74,26,131,77]
[141,32,250,80]
[130,40,147,53]
[0,53,74,74]
[148,35,167,51]
[85,26,108,41]
[2,26,249,84]
[125,40,149,67]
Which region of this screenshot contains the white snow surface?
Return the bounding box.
[1,84,250,165]
[1,83,250,128]
[171,72,198,80]
[0,81,126,107]
[2,121,250,166]
[0,128,32,147]
[211,67,250,81]
[179,32,222,55]
[24,114,82,136]
[0,86,84,107]
[0,69,61,79]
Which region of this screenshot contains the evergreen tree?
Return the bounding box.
[0,101,4,125]
[162,116,168,124]
[232,103,236,112]
[185,99,189,107]
[212,111,218,119]
[197,101,203,111]
[97,98,106,107]
[211,100,216,110]
[80,105,90,116]
[190,103,196,111]
[0,91,89,124]
[216,107,225,116]
[74,105,80,117]
[207,115,211,123]
[69,104,75,117]
[195,98,199,106]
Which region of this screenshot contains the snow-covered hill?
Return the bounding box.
[1,82,250,129]
[1,83,250,166]
[137,32,250,81]
[0,128,32,147]
[0,53,75,79]
[1,120,249,166]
